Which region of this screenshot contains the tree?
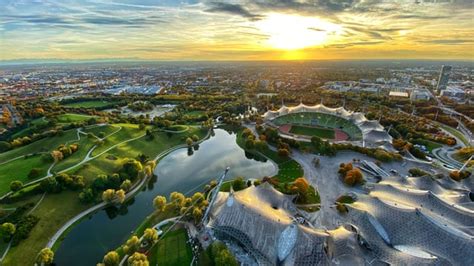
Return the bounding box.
[123,236,140,255]
[1,222,16,239]
[103,251,120,266]
[143,228,158,244]
[120,179,132,191]
[153,196,167,212]
[139,123,146,130]
[102,189,116,203]
[186,137,193,146]
[79,188,95,203]
[115,189,126,204]
[192,207,203,223]
[127,252,148,266]
[345,169,363,185]
[170,192,185,208]
[121,159,143,180]
[191,192,205,205]
[277,148,289,157]
[28,168,41,179]
[215,248,238,266]
[10,180,23,192]
[37,248,54,265]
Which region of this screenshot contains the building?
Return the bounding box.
[436,65,452,91]
[389,91,409,98]
[410,89,432,101]
[440,86,466,101]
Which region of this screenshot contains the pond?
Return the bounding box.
[54,129,276,265]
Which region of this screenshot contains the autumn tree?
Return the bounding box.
[123,236,140,255]
[102,251,120,266]
[127,252,149,266]
[143,228,158,244]
[153,196,167,212]
[37,248,54,265]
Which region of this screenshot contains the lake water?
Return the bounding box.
[54,129,276,265]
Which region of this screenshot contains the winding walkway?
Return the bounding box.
[45,128,212,250]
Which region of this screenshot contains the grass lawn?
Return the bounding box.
[438,124,469,146]
[56,113,97,124]
[150,227,193,266]
[91,124,145,156]
[184,110,205,118]
[51,137,96,173]
[75,127,207,182]
[113,127,206,159]
[0,155,49,195]
[82,124,120,138]
[289,125,335,139]
[62,100,118,109]
[2,191,92,266]
[0,130,78,163]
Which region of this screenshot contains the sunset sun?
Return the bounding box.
[256,13,342,50]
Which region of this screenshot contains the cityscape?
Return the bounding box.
[0,1,473,266]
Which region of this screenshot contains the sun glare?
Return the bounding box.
[256,13,342,50]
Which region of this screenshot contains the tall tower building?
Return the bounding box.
[436,65,452,91]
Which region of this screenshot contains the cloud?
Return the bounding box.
[205,2,263,21]
[324,41,384,48]
[418,39,474,45]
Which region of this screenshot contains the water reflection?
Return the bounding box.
[54,129,276,265]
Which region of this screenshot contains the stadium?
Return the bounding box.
[262,103,392,148]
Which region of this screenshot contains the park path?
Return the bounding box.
[45,128,211,251]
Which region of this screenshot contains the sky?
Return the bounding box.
[0,0,473,61]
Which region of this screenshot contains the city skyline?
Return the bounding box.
[1,0,473,61]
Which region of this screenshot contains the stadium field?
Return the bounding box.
[289,125,335,139]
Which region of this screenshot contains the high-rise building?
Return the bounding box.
[436,65,451,91]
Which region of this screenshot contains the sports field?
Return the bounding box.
[289,125,335,139]
[273,112,363,141]
[150,227,193,266]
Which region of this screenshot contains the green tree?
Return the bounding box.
[37,248,54,265]
[1,222,16,239]
[79,188,95,203]
[120,179,132,191]
[10,180,23,192]
[186,137,193,146]
[27,168,41,179]
[103,251,120,266]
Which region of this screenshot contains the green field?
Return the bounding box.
[62,100,118,108]
[0,155,49,195]
[56,113,97,124]
[0,129,79,163]
[2,191,92,266]
[150,227,193,266]
[289,125,335,139]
